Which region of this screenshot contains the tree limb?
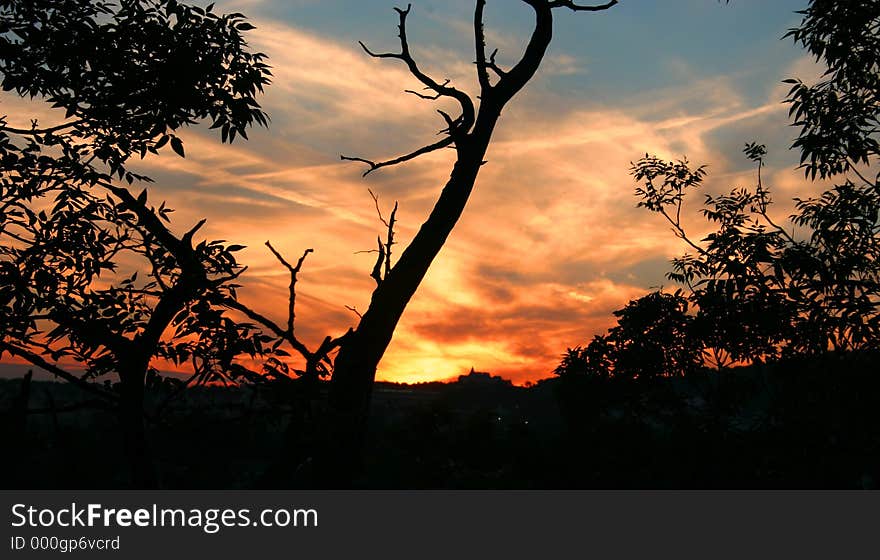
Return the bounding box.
[357,5,474,125]
[548,0,619,11]
[486,49,507,78]
[223,298,313,361]
[494,0,617,103]
[405,80,450,100]
[265,241,313,339]
[0,119,84,136]
[475,0,492,90]
[494,1,555,103]
[341,135,454,176]
[345,305,363,319]
[0,341,118,403]
[342,4,476,176]
[370,236,386,286]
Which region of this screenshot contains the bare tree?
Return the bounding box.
[237,0,620,485]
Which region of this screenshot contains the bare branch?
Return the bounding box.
[0,119,84,136]
[0,341,118,403]
[494,1,554,102]
[371,236,386,286]
[385,201,398,278]
[359,5,474,121]
[474,4,508,86]
[405,80,450,100]
[366,190,398,280]
[346,3,476,177]
[342,4,481,177]
[223,298,313,361]
[487,49,507,78]
[548,0,619,11]
[475,0,492,90]
[357,40,399,60]
[345,305,364,319]
[437,110,457,133]
[341,135,454,176]
[369,189,391,228]
[495,0,616,103]
[265,241,313,339]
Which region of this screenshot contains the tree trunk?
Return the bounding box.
[320,116,499,486]
[313,0,567,486]
[12,370,33,438]
[118,364,158,489]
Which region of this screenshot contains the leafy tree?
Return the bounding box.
[554,337,614,381]
[0,0,271,487]
[558,0,878,381]
[783,0,879,181]
[555,291,701,380]
[630,139,879,366]
[629,0,880,367]
[607,291,701,379]
[631,150,800,366]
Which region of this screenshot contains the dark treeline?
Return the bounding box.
[3,362,879,489]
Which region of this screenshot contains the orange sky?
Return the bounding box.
[1,2,825,384]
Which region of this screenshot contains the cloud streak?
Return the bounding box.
[1,5,812,384]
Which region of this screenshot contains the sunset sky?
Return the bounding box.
[2,0,825,384]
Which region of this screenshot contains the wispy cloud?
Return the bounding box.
[1,5,811,384]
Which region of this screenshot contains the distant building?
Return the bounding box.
[457,368,513,387]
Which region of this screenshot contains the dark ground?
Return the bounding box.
[1,355,879,489]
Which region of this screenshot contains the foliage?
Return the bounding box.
[0,0,273,400]
[0,0,270,171]
[556,291,701,380]
[783,0,879,180]
[557,0,880,381]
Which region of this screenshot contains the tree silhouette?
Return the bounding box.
[635,0,879,370]
[630,136,879,368]
[558,0,879,381]
[323,0,620,484]
[631,150,800,366]
[218,1,622,485]
[0,0,271,487]
[555,290,701,380]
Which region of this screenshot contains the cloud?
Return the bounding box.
[1,11,809,385]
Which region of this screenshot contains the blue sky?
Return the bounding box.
[238,0,805,105]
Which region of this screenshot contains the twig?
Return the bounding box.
[265,241,313,338]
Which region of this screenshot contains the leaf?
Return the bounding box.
[170,137,185,158]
